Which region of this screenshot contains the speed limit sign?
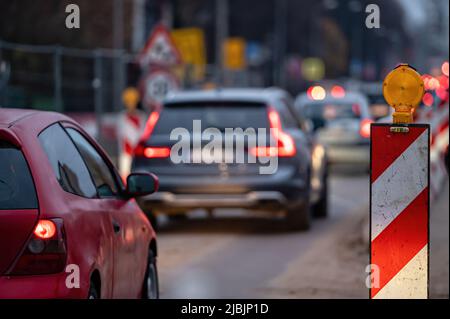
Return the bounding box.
[140,70,179,109]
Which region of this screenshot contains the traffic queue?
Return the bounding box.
[0,75,448,299]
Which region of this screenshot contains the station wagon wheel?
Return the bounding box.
[142,250,159,299]
[284,199,311,231]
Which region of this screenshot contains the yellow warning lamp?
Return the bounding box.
[122,87,140,111]
[383,64,424,124]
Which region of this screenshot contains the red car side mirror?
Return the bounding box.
[126,172,159,197]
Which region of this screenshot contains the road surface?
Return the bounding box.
[156,173,449,299]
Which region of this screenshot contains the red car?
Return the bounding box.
[0,108,159,299]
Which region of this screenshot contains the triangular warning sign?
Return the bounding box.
[138,24,182,68]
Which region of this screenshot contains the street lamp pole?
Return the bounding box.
[113,0,125,111]
[273,0,288,87]
[215,0,228,86]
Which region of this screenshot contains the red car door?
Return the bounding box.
[106,198,148,297]
[37,122,116,298]
[65,126,149,298]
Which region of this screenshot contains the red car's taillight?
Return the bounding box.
[250,107,296,157]
[360,118,373,139]
[33,220,56,239]
[8,218,67,275]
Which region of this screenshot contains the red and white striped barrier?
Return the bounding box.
[377,103,448,201]
[416,104,449,200]
[117,111,146,178]
[370,124,429,299]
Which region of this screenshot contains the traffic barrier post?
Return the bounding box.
[370,123,430,299]
[370,64,430,299]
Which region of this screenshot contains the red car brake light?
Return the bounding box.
[8,218,66,275]
[250,107,296,157]
[331,85,346,98]
[33,220,56,239]
[360,118,373,138]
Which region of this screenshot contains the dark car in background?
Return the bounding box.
[132,88,328,231]
[295,87,373,169]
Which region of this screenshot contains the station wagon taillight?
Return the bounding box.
[140,111,160,141]
[134,145,171,158]
[250,107,296,158]
[134,111,171,158]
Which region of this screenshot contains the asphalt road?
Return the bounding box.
[155,173,449,299]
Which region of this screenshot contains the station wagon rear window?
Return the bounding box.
[153,101,270,135]
[0,141,38,210]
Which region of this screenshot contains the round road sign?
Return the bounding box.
[140,70,179,109]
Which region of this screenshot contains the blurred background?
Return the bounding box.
[0,0,448,157]
[0,0,448,298]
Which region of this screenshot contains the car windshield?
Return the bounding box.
[152,101,269,135]
[0,141,38,210]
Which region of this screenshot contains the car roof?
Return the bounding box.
[0,108,38,126]
[163,88,290,104]
[0,108,73,128]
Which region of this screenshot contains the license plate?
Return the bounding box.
[191,148,234,163]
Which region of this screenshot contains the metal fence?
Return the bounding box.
[0,39,266,161]
[0,40,136,113]
[0,40,266,113]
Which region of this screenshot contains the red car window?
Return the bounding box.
[38,123,97,198]
[66,128,120,198]
[0,141,38,210]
